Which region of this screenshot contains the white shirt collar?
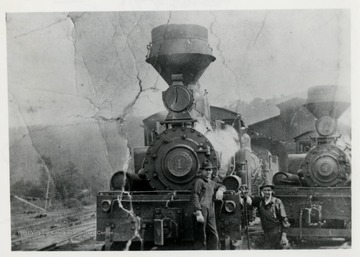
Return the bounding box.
[264,195,272,205]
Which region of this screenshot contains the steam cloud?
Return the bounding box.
[194,117,241,178]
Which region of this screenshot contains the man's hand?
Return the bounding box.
[245,196,252,205]
[216,187,226,200]
[195,210,204,223]
[240,196,251,205]
[239,191,252,205]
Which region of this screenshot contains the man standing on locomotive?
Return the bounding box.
[243,182,290,249]
[192,159,226,250]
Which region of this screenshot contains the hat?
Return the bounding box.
[260,178,275,190]
[260,183,275,190]
[201,159,213,170]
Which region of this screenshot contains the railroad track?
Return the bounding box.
[12,209,95,236]
[12,210,96,251]
[37,223,97,251]
[13,220,96,250]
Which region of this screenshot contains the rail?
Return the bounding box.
[12,210,96,251]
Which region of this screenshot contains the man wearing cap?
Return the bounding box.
[243,183,290,249]
[192,159,226,250]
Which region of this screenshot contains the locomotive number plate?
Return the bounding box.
[166,148,193,177]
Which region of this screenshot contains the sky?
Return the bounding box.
[5,9,351,129]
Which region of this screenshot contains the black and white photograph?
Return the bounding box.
[1,0,357,253]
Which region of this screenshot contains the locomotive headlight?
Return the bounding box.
[222,175,242,191]
[315,116,336,136]
[163,85,193,113]
[101,200,112,212]
[224,200,236,213]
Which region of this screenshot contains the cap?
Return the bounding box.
[260,183,275,190]
[201,159,214,170]
[260,178,275,190]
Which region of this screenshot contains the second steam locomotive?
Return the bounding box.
[274,85,351,242]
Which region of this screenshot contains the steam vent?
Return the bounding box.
[146,24,216,86]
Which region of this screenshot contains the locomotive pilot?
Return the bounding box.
[243,182,290,249]
[192,159,226,250]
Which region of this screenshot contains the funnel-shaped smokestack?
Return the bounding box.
[146,24,215,86]
[303,85,350,119]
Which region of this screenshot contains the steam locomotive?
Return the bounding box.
[96,24,278,250]
[273,85,351,243]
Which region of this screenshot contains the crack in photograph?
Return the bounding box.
[5,7,351,251]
